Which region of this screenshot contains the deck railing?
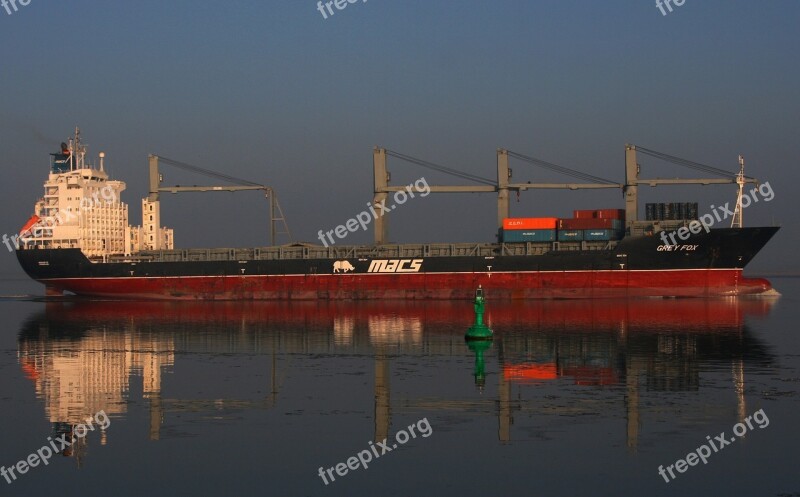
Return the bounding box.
[107,240,618,263]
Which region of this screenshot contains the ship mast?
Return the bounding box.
[730,155,745,228]
[67,126,85,170]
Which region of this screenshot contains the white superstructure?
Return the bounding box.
[21,128,174,258]
[140,198,172,251]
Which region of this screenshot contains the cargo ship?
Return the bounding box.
[15,129,780,300]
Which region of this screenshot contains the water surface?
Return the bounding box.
[1,279,798,496]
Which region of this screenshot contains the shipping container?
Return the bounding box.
[559,218,623,230]
[595,208,625,220]
[675,202,685,220]
[584,229,623,241]
[557,229,583,241]
[686,202,698,219]
[502,217,559,230]
[501,229,556,243]
[663,203,672,220]
[646,202,699,220]
[645,203,656,221]
[573,209,596,219]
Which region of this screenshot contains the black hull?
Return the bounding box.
[16,227,780,300]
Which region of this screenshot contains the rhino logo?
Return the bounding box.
[333,260,355,273]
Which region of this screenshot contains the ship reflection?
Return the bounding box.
[18,298,775,460]
[485,298,775,445]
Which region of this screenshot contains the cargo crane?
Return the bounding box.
[372,148,621,244]
[622,145,758,233]
[147,155,291,246]
[372,145,758,243]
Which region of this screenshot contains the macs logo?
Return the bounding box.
[368,259,423,273]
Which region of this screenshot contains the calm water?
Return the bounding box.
[0,278,798,496]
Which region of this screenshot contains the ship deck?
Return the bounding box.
[101,240,620,264]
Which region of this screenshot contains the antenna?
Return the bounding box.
[68,136,75,171]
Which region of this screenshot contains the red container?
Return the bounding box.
[503,217,559,230]
[573,210,596,219]
[595,209,625,220]
[559,218,619,230]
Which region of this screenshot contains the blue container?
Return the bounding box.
[502,229,556,243]
[557,229,583,241]
[583,229,623,241]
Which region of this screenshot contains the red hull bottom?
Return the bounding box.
[40,269,775,300]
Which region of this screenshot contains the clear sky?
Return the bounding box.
[0,0,797,276]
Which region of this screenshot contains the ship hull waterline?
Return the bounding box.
[25,269,773,300]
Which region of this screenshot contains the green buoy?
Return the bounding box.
[465,285,493,341]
